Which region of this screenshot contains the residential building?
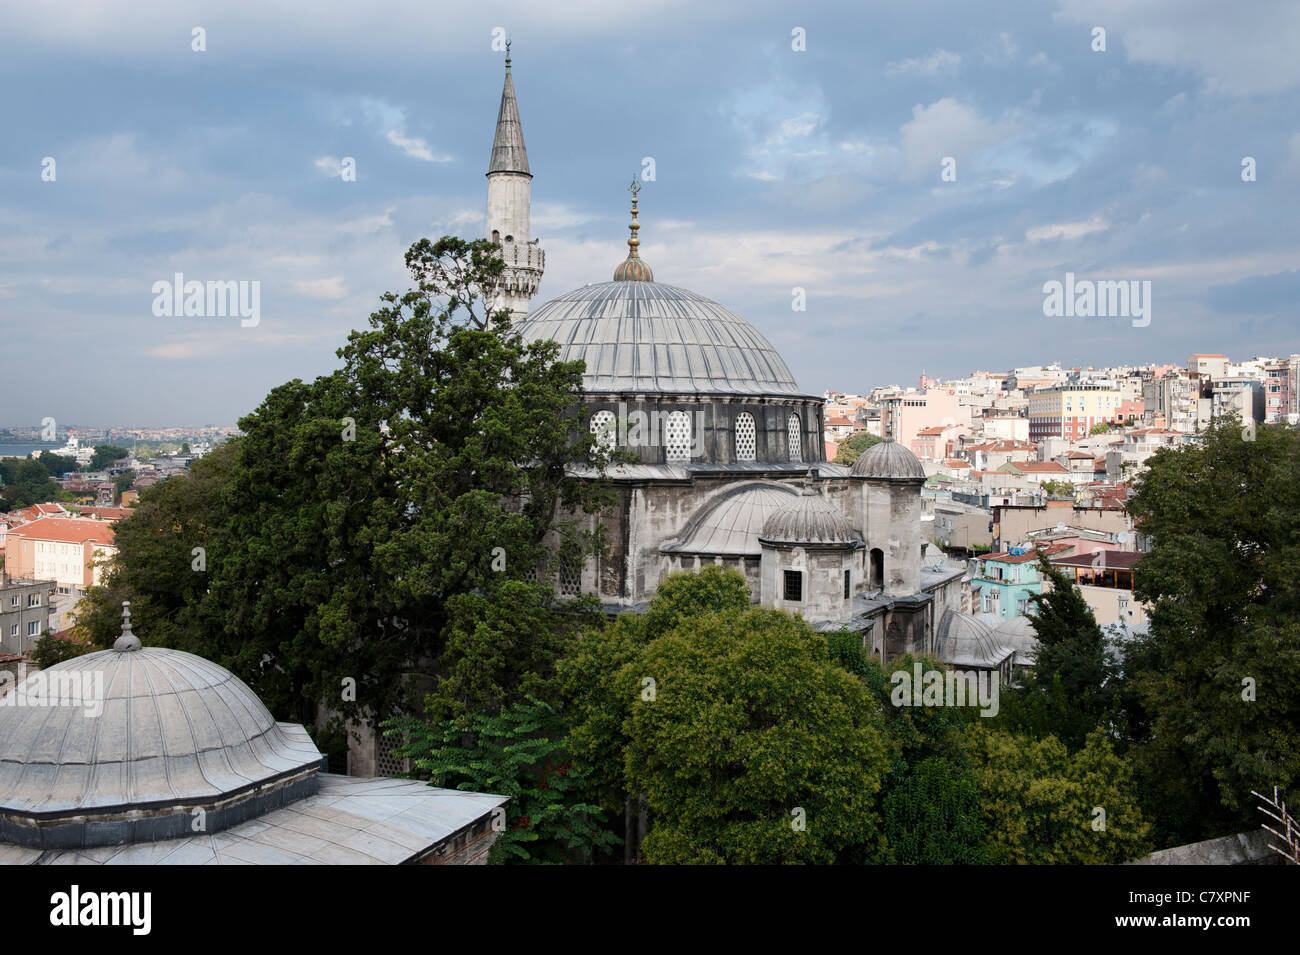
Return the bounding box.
[1048,550,1147,629]
[1027,383,1126,442]
[3,517,118,597]
[0,573,54,655]
[974,542,1073,620]
[879,389,962,447]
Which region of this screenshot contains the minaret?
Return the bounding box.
[486,41,544,318]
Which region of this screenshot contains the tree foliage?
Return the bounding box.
[833,431,882,466]
[1124,416,1300,842]
[88,445,131,471]
[962,725,1152,864]
[390,699,619,864]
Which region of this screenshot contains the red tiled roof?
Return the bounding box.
[1052,551,1142,570]
[5,518,116,546]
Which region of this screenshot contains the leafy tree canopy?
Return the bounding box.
[833,431,882,466]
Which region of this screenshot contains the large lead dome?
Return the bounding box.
[514,280,804,396]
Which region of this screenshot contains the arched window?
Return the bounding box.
[590,409,616,451]
[787,412,802,462]
[735,412,756,462]
[665,411,692,462]
[491,229,500,243]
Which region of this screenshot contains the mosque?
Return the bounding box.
[488,50,994,666]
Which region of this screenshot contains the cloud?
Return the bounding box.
[886,49,961,76]
[291,277,348,299]
[1026,216,1110,242]
[1205,268,1300,313]
[898,98,1004,180]
[355,97,451,162]
[1056,0,1300,96]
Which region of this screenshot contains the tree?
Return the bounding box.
[834,431,882,466]
[1090,422,1112,435]
[962,725,1153,864]
[389,699,619,864]
[0,458,65,509]
[78,236,610,740]
[623,606,892,864]
[87,445,130,470]
[1124,416,1300,843]
[35,452,77,477]
[111,471,135,503]
[1039,479,1075,498]
[880,756,988,864]
[1002,555,1117,749]
[180,443,191,455]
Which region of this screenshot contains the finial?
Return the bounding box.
[114,600,141,652]
[801,469,817,494]
[613,178,654,281]
[505,39,511,72]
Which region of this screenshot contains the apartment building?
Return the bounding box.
[3,517,118,597]
[1027,383,1126,442]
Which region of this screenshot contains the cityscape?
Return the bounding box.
[0,0,1294,927]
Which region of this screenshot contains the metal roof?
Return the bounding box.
[0,774,509,865]
[850,438,927,481]
[0,647,321,816]
[514,281,805,396]
[488,61,529,176]
[660,482,798,555]
[760,493,861,547]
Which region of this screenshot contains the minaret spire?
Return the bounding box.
[485,43,544,318]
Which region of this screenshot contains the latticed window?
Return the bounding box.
[735,412,756,462]
[665,411,692,462]
[558,556,581,596]
[376,732,410,776]
[783,570,803,602]
[787,413,802,462]
[590,409,616,451]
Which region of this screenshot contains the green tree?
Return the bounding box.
[1039,479,1075,498]
[112,471,135,503]
[880,756,988,864]
[32,632,93,668]
[834,431,882,466]
[962,725,1153,864]
[1125,416,1300,843]
[1,458,65,509]
[1090,422,1112,435]
[390,699,619,864]
[88,445,130,470]
[79,236,609,737]
[624,606,892,864]
[1001,556,1117,749]
[35,452,77,477]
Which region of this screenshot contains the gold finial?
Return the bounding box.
[614,178,654,281]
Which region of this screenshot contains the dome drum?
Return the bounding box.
[582,394,825,467]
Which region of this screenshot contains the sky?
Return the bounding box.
[1,0,1298,427]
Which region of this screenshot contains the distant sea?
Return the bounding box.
[0,444,62,458]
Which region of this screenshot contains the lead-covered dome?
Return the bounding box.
[514,281,804,396]
[0,638,322,847]
[660,483,798,556]
[760,492,861,547]
[850,437,927,481]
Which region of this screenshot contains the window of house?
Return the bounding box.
[843,569,851,599]
[27,594,39,607]
[983,595,991,612]
[665,411,692,463]
[27,622,38,637]
[8,625,16,637]
[7,597,16,608]
[783,570,802,602]
[590,409,617,451]
[787,413,802,462]
[735,412,756,462]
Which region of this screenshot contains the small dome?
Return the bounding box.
[991,615,1040,666]
[0,646,322,846]
[661,483,798,556]
[760,491,860,547]
[851,438,926,481]
[934,609,1014,669]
